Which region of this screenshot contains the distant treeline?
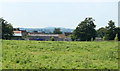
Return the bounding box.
[0,17,120,41]
[19,27,74,34]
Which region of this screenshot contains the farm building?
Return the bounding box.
[12,31,22,40]
[12,28,71,41]
[12,30,28,40]
[28,33,68,41]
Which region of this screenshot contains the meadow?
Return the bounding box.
[2,40,118,69]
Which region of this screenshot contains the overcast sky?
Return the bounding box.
[0,0,119,29]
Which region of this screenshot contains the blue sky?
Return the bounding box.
[0,0,119,29]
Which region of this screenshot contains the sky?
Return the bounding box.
[0,0,119,29]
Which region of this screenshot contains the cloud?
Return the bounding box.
[0,0,119,3]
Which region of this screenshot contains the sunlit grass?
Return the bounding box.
[2,40,118,69]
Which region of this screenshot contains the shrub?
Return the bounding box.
[49,37,55,41]
[91,38,93,41]
[114,34,118,41]
[102,36,105,41]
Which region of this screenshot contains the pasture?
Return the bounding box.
[2,40,118,69]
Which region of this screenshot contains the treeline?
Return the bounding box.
[0,17,120,41]
[97,20,120,41]
[71,17,120,41]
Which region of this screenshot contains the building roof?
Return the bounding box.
[29,33,59,37]
[58,34,66,38]
[13,31,22,36]
[13,31,21,33]
[28,33,66,38]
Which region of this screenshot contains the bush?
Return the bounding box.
[91,38,93,41]
[102,36,105,41]
[114,34,118,41]
[49,37,55,41]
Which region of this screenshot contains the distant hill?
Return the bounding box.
[19,27,74,34]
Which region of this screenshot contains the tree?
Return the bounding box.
[53,28,62,34]
[105,20,116,40]
[0,18,13,39]
[72,17,97,41]
[22,33,28,40]
[33,30,38,33]
[97,27,107,38]
[70,34,76,41]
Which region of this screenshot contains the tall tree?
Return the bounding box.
[105,20,116,40]
[0,18,13,39]
[72,17,97,41]
[53,28,62,34]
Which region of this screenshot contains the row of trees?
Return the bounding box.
[71,17,120,41]
[97,20,120,41]
[33,28,62,34]
[0,17,120,41]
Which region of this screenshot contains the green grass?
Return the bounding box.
[2,40,118,69]
[0,40,1,70]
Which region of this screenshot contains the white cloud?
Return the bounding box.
[0,0,119,3]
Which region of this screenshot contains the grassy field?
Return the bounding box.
[2,40,118,69]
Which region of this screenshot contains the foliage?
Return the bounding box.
[33,31,38,33]
[0,18,13,39]
[66,34,71,38]
[13,28,20,31]
[102,36,105,41]
[2,40,118,69]
[49,37,55,41]
[70,34,76,41]
[72,17,97,41]
[22,34,28,40]
[96,20,120,41]
[105,20,116,40]
[114,34,118,41]
[115,27,120,41]
[97,27,107,38]
[53,28,62,34]
[91,38,93,41]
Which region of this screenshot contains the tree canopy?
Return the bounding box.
[105,20,116,40]
[97,27,107,38]
[0,18,13,39]
[53,28,62,34]
[72,17,97,41]
[96,20,120,41]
